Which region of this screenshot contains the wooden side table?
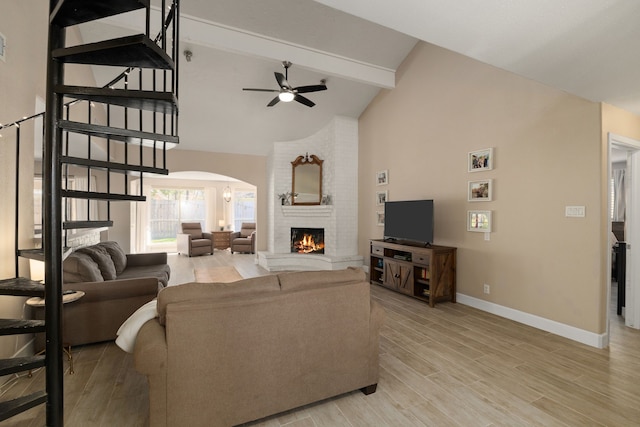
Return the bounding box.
[212,231,232,250]
[26,290,85,307]
[26,290,85,374]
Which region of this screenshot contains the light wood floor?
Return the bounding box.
[2,251,639,426]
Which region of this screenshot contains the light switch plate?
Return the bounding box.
[0,32,6,62]
[565,206,586,217]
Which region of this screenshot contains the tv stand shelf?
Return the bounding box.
[369,239,456,307]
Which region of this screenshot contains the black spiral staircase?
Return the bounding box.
[0,0,179,424]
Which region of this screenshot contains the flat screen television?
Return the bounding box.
[384,199,434,246]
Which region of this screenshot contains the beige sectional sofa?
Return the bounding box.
[134,268,384,427]
[35,241,169,349]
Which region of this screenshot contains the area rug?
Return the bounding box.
[194,266,243,283]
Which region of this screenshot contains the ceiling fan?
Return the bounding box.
[243,61,327,107]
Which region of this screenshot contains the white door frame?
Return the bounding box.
[608,133,640,333]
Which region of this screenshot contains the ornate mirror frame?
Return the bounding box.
[291,153,323,205]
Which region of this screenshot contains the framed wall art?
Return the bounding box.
[468,148,493,172]
[376,190,388,206]
[467,210,492,232]
[376,211,385,226]
[376,170,389,185]
[468,179,492,201]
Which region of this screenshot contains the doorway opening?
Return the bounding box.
[608,133,640,338]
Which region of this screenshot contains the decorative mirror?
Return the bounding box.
[292,153,323,205]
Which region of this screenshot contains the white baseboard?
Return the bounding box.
[457,293,607,349]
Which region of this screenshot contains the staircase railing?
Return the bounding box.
[0,4,180,248]
[0,1,180,425]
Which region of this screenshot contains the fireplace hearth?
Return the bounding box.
[291,228,325,254]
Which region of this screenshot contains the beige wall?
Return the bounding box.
[108,149,267,253]
[359,42,605,334]
[602,104,640,139]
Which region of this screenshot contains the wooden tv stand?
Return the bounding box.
[369,239,457,307]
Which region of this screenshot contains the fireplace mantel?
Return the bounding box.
[281,205,333,217]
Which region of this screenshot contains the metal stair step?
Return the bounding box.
[0,391,47,422]
[0,356,46,377]
[55,85,177,114]
[61,156,169,176]
[51,0,148,27]
[59,120,179,147]
[0,319,45,336]
[63,220,114,230]
[17,249,45,262]
[18,248,74,262]
[0,278,44,297]
[53,34,174,70]
[61,189,146,202]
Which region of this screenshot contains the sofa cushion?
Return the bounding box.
[157,274,281,325]
[118,264,171,288]
[99,241,127,275]
[63,252,104,283]
[191,238,212,248]
[78,245,117,280]
[277,267,365,292]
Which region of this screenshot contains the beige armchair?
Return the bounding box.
[230,222,256,254]
[177,222,214,256]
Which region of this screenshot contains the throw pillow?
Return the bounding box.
[99,241,127,275]
[63,252,104,283]
[78,245,117,280]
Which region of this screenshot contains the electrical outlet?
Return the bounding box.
[483,284,490,294]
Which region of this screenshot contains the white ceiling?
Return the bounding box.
[83,0,640,157]
[317,0,640,112]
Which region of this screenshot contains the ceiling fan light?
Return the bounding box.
[278,91,295,102]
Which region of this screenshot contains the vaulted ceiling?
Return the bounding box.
[82,0,640,156]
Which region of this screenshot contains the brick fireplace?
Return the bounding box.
[258,116,363,271]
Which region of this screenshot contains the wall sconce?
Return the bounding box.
[223,186,231,202]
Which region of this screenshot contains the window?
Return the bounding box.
[233,190,256,231]
[149,187,205,245]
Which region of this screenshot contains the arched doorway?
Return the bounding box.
[131,171,255,253]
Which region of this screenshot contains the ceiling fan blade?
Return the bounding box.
[267,96,280,107]
[243,88,280,92]
[294,84,327,94]
[275,72,292,90]
[295,94,315,107]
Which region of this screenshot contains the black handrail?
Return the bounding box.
[14,126,20,277]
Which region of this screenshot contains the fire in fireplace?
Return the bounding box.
[291,228,325,254]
